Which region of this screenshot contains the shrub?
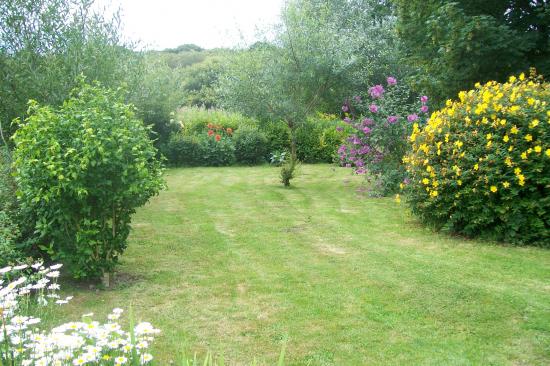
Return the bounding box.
[12,81,165,279]
[199,135,236,166]
[338,77,426,196]
[295,120,325,163]
[261,121,291,154]
[165,134,203,166]
[234,127,268,165]
[404,72,549,246]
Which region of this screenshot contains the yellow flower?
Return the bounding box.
[517,174,525,186]
[430,190,438,197]
[395,194,401,203]
[486,133,492,140]
[527,98,535,106]
[505,157,513,167]
[457,180,462,186]
[399,183,404,190]
[530,119,539,128]
[502,181,510,188]
[509,75,516,83]
[474,163,479,171]
[503,135,509,143]
[490,185,498,193]
[519,73,525,81]
[486,141,492,148]
[521,152,528,160]
[534,146,542,153]
[510,126,519,134]
[525,134,533,142]
[514,167,522,175]
[546,149,550,157]
[422,178,430,185]
[508,145,514,152]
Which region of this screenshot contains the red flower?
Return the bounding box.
[207,123,213,129]
[208,130,214,136]
[215,134,221,141]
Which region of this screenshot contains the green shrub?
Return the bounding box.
[294,114,344,163]
[0,210,22,266]
[318,126,346,163]
[404,73,549,246]
[261,121,291,154]
[199,135,236,166]
[234,127,268,165]
[165,134,203,166]
[12,81,165,279]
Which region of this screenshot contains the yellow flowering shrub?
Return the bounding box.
[404,72,549,246]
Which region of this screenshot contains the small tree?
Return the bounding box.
[12,81,165,281]
[219,0,398,186]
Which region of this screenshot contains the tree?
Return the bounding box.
[219,0,398,186]
[0,0,139,143]
[395,0,550,106]
[12,81,164,281]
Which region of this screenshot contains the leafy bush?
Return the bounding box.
[293,114,347,163]
[234,127,268,165]
[165,134,203,166]
[261,121,291,156]
[199,135,236,167]
[12,81,165,279]
[338,77,426,195]
[0,211,21,266]
[404,72,549,246]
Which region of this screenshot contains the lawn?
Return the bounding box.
[58,164,550,365]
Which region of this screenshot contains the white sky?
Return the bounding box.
[94,0,285,50]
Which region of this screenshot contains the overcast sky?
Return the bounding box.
[94,0,285,50]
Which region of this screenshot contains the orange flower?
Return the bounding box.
[207,130,214,136]
[226,128,233,135]
[215,134,221,141]
[207,123,213,129]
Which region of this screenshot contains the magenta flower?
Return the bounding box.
[354,95,362,102]
[342,104,349,112]
[387,76,397,86]
[407,114,418,122]
[387,115,398,124]
[362,127,372,135]
[359,145,371,154]
[368,85,385,99]
[336,126,344,131]
[420,105,429,113]
[345,163,351,168]
[355,168,366,175]
[362,118,374,126]
[343,117,351,123]
[420,96,428,103]
[369,104,379,113]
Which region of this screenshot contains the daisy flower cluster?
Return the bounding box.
[0,263,160,365]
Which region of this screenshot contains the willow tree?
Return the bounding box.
[219,0,397,186]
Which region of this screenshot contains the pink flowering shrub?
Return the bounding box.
[338,77,429,195]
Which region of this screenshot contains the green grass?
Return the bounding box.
[58,164,550,365]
